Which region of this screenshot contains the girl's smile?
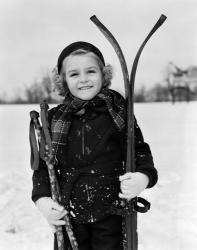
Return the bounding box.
[62,53,103,100]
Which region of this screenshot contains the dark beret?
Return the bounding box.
[57,41,105,73]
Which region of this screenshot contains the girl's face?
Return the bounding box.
[62,53,103,100]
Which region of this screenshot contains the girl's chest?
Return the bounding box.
[65,111,121,166]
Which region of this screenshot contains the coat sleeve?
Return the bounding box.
[31,106,60,202]
[31,158,51,202]
[134,117,158,188]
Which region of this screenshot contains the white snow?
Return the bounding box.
[0,102,197,250]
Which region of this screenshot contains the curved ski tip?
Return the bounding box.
[90,15,97,21]
[160,14,167,22]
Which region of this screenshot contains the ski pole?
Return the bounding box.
[30,109,65,250]
[30,106,78,250]
[40,101,79,250]
[90,14,167,250]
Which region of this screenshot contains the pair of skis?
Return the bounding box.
[90,14,167,250]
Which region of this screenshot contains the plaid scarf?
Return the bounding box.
[51,88,126,159]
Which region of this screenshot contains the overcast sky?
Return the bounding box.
[0,0,197,98]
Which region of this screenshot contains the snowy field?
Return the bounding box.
[0,102,197,250]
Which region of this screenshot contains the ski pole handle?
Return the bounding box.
[29,110,42,170]
[30,110,42,141]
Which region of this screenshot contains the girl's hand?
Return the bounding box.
[35,197,67,233]
[119,172,149,201]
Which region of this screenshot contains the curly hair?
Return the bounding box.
[52,49,113,97]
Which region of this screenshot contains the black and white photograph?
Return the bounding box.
[0,0,197,249]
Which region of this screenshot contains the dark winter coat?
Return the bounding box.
[32,95,157,223]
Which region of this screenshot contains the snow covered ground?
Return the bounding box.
[0,102,197,250]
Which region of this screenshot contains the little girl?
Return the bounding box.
[32,41,158,250]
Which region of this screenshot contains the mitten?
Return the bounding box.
[119,172,149,200]
[35,197,67,232]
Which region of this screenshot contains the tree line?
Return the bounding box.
[0,79,171,104]
[1,63,197,104]
[0,74,63,104]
